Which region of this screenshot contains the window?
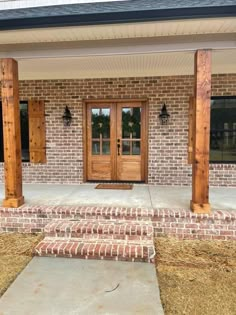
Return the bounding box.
[20,102,30,162]
[210,97,236,163]
[0,101,30,162]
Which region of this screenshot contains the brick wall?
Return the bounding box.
[0,74,235,186]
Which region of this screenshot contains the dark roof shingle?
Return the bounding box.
[0,0,235,29]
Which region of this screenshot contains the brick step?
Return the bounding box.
[34,237,155,263]
[44,219,153,241]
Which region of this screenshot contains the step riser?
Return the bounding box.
[45,232,153,241]
[34,240,155,264]
[35,252,153,263]
[68,215,153,221]
[44,220,154,241]
[35,250,154,263]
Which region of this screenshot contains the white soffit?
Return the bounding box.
[1,34,235,59]
[0,18,235,44]
[18,49,236,80]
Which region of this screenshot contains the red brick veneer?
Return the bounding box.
[0,74,235,186]
[35,239,154,262]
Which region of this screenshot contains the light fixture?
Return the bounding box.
[62,106,72,126]
[159,103,170,125]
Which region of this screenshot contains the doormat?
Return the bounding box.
[95,183,133,190]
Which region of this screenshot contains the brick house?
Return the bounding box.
[0,0,235,261]
[0,0,235,214]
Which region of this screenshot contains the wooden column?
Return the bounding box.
[0,58,24,208]
[191,50,211,214]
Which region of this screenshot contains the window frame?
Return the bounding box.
[210,96,236,164]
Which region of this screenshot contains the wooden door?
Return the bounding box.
[86,101,146,182]
[87,103,116,181]
[116,102,145,181]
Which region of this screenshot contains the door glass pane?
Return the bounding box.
[101,108,110,138]
[92,108,110,139]
[132,108,141,139]
[122,108,132,138]
[102,141,110,155]
[122,141,130,155]
[92,141,100,155]
[91,109,100,138]
[132,141,141,155]
[122,107,141,139]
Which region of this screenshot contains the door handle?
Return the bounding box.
[117,139,120,155]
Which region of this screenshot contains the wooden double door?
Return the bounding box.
[86,101,147,182]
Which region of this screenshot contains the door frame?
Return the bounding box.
[82,99,149,183]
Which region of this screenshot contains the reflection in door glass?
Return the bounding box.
[122,107,141,139]
[91,107,111,155]
[132,141,141,155]
[92,108,110,139]
[92,141,100,155]
[102,141,110,155]
[122,141,130,155]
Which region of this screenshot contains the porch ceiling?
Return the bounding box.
[17,49,236,80]
[0,17,235,44]
[0,17,235,80]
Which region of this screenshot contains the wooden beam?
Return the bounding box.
[0,58,24,208]
[191,50,211,214]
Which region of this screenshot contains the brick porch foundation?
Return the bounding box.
[0,205,235,262]
[0,205,235,240]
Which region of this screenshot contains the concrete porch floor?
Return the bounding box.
[0,184,235,211]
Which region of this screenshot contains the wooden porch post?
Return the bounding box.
[191,50,211,214]
[0,58,24,208]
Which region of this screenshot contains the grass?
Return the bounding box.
[0,233,43,297]
[155,237,236,315]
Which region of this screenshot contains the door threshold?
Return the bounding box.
[87,180,145,184]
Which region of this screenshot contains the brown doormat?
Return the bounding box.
[95,183,133,190]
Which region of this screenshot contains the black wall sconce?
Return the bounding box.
[159,103,170,125]
[62,106,72,126]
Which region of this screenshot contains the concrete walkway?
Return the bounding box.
[0,183,235,211]
[0,257,164,315]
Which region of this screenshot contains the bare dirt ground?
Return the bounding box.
[155,237,236,315]
[0,233,42,296]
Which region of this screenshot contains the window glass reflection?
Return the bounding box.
[92,108,110,139]
[122,141,130,155]
[122,107,141,139]
[92,141,100,155]
[210,98,236,162]
[102,141,110,155]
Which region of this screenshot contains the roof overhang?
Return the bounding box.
[0,16,235,80]
[0,5,236,31]
[0,18,235,45]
